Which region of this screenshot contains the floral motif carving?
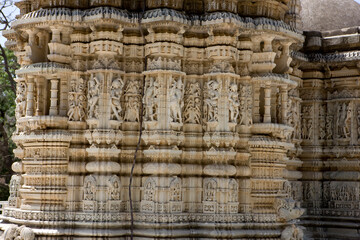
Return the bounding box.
[184,81,202,124]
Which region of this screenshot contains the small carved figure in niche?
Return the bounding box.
[84,178,96,201]
[108,178,121,201]
[344,104,352,138]
[184,98,201,124]
[144,77,158,121]
[338,103,347,137]
[110,78,124,121]
[204,182,215,201]
[68,78,86,121]
[169,77,184,123]
[228,180,238,202]
[15,82,27,119]
[228,83,240,123]
[184,82,201,124]
[88,77,100,119]
[204,79,220,122]
[124,96,140,122]
[144,179,155,201]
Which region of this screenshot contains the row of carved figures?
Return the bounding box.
[301,101,360,141]
[15,75,304,131]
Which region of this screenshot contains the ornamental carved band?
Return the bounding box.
[2,0,358,239]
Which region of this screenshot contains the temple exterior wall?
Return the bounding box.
[0,0,359,239]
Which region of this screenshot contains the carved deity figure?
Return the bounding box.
[124,96,140,122]
[88,77,100,119]
[110,78,124,121]
[326,116,333,140]
[307,119,313,140]
[8,175,21,207]
[84,176,96,201]
[204,179,217,202]
[228,83,240,123]
[108,176,121,201]
[301,118,308,139]
[344,103,352,138]
[169,77,184,123]
[204,79,220,122]
[144,178,156,201]
[228,179,238,202]
[15,82,27,119]
[68,78,86,121]
[144,77,158,121]
[184,82,202,124]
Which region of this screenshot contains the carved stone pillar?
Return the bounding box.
[264,85,272,123]
[281,86,288,124]
[49,78,59,116]
[25,77,34,116]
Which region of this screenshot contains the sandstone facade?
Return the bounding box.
[0,0,358,239]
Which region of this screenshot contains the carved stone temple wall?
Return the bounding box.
[1,0,360,239]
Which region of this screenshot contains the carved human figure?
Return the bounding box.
[301,119,308,139]
[108,178,121,201]
[204,79,220,122]
[307,119,313,139]
[326,116,333,140]
[84,177,96,201]
[124,96,140,122]
[344,103,352,138]
[169,77,184,123]
[228,180,238,202]
[15,82,27,119]
[184,82,201,124]
[110,78,124,121]
[204,179,216,202]
[319,119,326,140]
[144,77,158,121]
[228,83,240,123]
[68,79,86,121]
[88,77,100,119]
[144,178,155,201]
